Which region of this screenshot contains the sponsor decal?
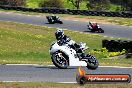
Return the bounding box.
[76,66,131,85]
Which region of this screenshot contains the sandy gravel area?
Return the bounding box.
[62,16,112,24]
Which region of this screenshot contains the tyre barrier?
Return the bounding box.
[0,5,132,18]
[102,40,132,58]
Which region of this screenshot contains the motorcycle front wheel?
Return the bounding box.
[59,21,63,24]
[86,54,99,70]
[98,28,104,33]
[52,52,69,69]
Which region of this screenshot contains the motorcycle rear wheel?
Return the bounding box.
[52,52,69,69]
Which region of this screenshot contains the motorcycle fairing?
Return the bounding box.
[50,42,87,66]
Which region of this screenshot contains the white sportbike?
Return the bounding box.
[49,40,99,69]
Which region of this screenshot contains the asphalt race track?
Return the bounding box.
[0,65,132,83]
[0,12,132,40]
[0,12,132,83]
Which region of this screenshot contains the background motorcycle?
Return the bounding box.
[49,40,99,70]
[46,16,63,24]
[87,23,104,33]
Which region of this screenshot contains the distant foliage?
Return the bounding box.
[110,0,132,11]
[87,0,110,11]
[127,0,132,11]
[67,0,84,10]
[39,0,64,8]
[0,0,25,6]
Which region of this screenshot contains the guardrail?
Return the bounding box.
[102,40,132,58]
[0,5,132,18]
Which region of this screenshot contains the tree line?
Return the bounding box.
[66,0,132,11]
[110,0,132,11]
[0,0,132,11]
[0,0,25,7]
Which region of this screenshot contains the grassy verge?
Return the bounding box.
[72,15,132,26]
[99,59,132,67]
[0,21,131,66]
[0,82,131,88]
[0,9,132,26]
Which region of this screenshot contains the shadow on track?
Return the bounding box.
[50,66,77,69]
[83,30,104,33]
[34,65,77,69]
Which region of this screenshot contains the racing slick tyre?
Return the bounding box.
[98,28,104,33]
[79,77,87,85]
[59,21,63,24]
[86,54,99,70]
[52,51,69,69]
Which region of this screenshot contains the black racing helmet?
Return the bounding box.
[55,29,64,40]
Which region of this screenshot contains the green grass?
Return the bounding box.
[0,21,55,64]
[107,17,132,26]
[0,82,131,88]
[0,21,131,66]
[99,58,132,67]
[74,15,132,26]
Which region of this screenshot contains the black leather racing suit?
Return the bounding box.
[57,35,91,59]
[56,35,70,45]
[57,35,82,53]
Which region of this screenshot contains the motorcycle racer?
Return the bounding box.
[89,21,98,31]
[87,21,104,33]
[46,15,63,24]
[50,29,99,69]
[52,15,59,21]
[55,29,81,53]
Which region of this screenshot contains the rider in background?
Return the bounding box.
[89,21,98,30]
[51,14,59,21]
